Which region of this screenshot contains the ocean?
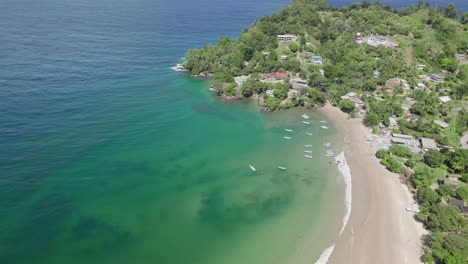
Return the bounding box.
[0,0,465,263]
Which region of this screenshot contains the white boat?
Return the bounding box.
[321,126,329,129]
[302,114,309,119]
[304,150,313,153]
[304,144,313,147]
[283,136,292,140]
[249,165,256,172]
[320,120,327,123]
[277,166,287,170]
[171,63,188,72]
[304,155,313,159]
[323,142,331,147]
[302,121,310,124]
[285,129,293,132]
[305,132,313,136]
[325,153,333,157]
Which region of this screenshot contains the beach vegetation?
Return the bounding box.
[424,149,446,168]
[338,99,355,113]
[418,187,440,205]
[389,145,413,159]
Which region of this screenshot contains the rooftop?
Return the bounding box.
[439,96,452,103]
[264,72,287,79]
[420,137,438,150]
[449,198,464,207]
[434,120,450,129]
[392,133,413,140]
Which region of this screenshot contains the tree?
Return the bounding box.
[427,204,466,232]
[444,3,457,19]
[446,149,468,173]
[389,145,413,159]
[460,173,468,183]
[364,112,380,126]
[289,42,299,53]
[455,186,468,201]
[424,149,446,168]
[418,187,441,205]
[437,184,455,198]
[339,99,355,113]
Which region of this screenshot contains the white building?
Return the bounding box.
[277,35,297,42]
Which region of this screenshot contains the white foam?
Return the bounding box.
[314,152,352,264]
[314,245,335,264]
[336,152,352,235]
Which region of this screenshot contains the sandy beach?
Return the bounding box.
[320,104,427,264]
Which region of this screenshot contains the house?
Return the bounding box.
[280,55,288,61]
[290,78,309,91]
[340,92,359,100]
[401,79,410,90]
[415,83,426,89]
[266,89,274,97]
[420,137,438,150]
[389,117,398,127]
[433,120,450,129]
[277,34,297,42]
[439,96,452,104]
[261,51,270,56]
[373,71,381,78]
[416,64,426,70]
[288,89,300,98]
[391,133,413,146]
[311,56,323,65]
[234,75,249,86]
[455,53,465,59]
[365,35,399,48]
[460,133,468,149]
[319,69,324,76]
[430,74,445,82]
[392,133,413,140]
[391,137,409,145]
[264,72,287,80]
[449,198,464,208]
[353,32,364,43]
[405,114,419,123]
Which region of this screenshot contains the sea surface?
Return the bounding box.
[0,0,465,263]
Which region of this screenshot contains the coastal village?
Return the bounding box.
[182,1,468,262]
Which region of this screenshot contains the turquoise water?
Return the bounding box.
[3,0,464,263]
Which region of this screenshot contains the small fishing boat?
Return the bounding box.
[302,114,309,119]
[321,126,329,129]
[323,142,331,147]
[304,144,313,147]
[249,165,256,172]
[304,150,313,154]
[285,129,293,132]
[302,121,310,124]
[283,136,292,140]
[304,155,313,159]
[320,120,327,123]
[305,132,313,136]
[325,153,333,157]
[277,166,287,170]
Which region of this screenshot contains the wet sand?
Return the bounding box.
[320,104,427,264]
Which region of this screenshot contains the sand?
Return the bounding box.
[320,104,427,264]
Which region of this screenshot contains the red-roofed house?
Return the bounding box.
[264,72,287,80]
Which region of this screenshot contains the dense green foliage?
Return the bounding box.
[389,145,413,158]
[185,0,468,114]
[424,149,446,168]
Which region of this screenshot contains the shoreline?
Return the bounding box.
[318,104,427,264]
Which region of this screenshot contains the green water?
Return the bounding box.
[2,75,343,263]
